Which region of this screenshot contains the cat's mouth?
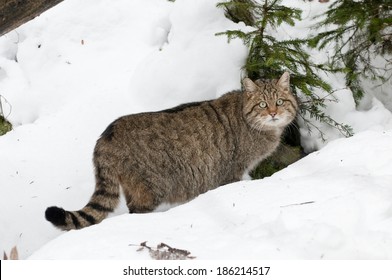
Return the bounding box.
[267,116,289,127]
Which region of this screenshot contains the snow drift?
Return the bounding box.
[29,130,392,259]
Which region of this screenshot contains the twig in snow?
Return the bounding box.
[280,201,315,208]
[130,241,195,260]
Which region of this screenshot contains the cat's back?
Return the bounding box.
[100,91,242,145]
[95,91,243,167]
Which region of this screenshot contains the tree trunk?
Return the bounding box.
[0,0,64,36]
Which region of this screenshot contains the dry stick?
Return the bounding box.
[280,201,315,208]
[157,242,192,257]
[130,241,195,259]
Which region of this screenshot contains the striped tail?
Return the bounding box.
[45,160,120,230]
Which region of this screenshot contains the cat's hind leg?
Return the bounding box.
[120,178,163,214]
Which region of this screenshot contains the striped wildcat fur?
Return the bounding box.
[45,72,298,230]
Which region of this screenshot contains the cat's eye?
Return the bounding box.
[276,99,284,106]
[259,101,267,108]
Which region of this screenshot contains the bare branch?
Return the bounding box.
[0,0,64,36]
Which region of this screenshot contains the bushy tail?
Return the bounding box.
[45,161,120,231]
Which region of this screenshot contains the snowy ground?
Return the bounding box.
[1,0,392,260]
[29,130,392,260]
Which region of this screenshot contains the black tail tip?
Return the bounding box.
[45,206,67,226]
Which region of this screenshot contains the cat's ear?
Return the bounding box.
[243,78,258,93]
[277,72,290,93]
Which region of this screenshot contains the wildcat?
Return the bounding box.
[45,72,298,230]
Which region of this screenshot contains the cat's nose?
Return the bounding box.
[270,112,277,118]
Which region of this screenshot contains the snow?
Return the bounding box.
[0,0,392,260]
[29,129,392,259]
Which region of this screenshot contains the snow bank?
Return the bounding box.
[129,0,248,111]
[29,130,392,259]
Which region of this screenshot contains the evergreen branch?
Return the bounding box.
[217,0,356,139]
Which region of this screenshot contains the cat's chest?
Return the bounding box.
[236,128,282,165]
[249,127,281,147]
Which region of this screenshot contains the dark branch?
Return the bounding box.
[0,0,64,36]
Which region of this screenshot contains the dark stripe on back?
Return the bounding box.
[77,211,97,225]
[68,212,81,229]
[200,104,228,150]
[100,121,116,141]
[207,103,226,126]
[159,101,205,114]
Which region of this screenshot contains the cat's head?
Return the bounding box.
[242,72,298,131]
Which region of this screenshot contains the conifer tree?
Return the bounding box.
[309,0,392,101]
[220,0,255,26]
[217,0,353,138]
